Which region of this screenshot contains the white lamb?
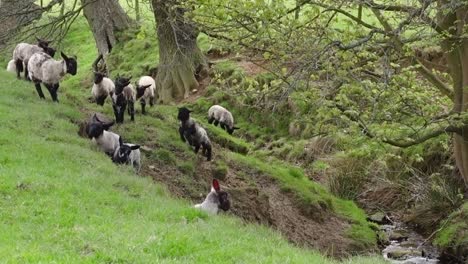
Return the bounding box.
[92,71,115,106]
[135,75,155,114]
[28,51,77,102]
[208,105,240,135]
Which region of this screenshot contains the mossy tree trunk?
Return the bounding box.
[151,0,207,103]
[81,0,133,55]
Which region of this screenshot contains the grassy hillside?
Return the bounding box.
[0,70,387,263]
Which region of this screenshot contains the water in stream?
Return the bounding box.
[381,223,440,264]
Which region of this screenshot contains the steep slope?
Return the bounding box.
[0,71,386,263]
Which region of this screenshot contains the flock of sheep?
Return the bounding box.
[6,38,237,215]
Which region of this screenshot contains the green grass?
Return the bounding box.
[434,202,468,250]
[227,153,377,250]
[0,70,389,263]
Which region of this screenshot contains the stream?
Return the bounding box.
[380,222,440,264]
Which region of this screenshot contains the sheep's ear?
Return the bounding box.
[233,126,240,130]
[130,145,140,150]
[142,84,152,89]
[119,136,123,146]
[61,52,68,60]
[212,179,220,192]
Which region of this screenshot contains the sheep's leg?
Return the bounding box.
[213,120,219,126]
[202,142,212,161]
[149,97,155,107]
[128,101,135,121]
[140,99,146,115]
[34,83,45,99]
[45,84,59,102]
[208,117,215,124]
[96,95,106,106]
[194,143,201,154]
[220,123,226,130]
[24,64,30,81]
[15,59,23,79]
[179,127,186,142]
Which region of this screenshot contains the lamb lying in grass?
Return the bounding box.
[195,179,230,214]
[208,105,240,135]
[178,107,212,161]
[112,137,141,173]
[86,114,120,156]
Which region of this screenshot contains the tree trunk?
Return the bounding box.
[135,0,140,23]
[151,0,207,103]
[439,4,468,186]
[81,0,133,55]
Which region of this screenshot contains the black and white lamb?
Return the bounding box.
[208,105,240,135]
[112,136,141,173]
[194,179,230,214]
[12,37,54,80]
[112,76,136,123]
[178,107,212,161]
[135,76,155,115]
[92,71,115,106]
[27,51,77,102]
[86,114,120,156]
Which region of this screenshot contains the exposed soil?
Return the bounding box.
[140,141,365,258]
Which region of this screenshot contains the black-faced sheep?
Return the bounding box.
[112,76,136,123]
[12,37,54,80]
[194,179,230,214]
[86,115,120,156]
[178,107,212,161]
[208,105,240,135]
[27,51,77,102]
[92,71,115,106]
[135,76,155,115]
[112,137,141,173]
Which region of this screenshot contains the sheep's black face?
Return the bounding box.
[87,123,104,139]
[227,126,240,135]
[115,77,131,91]
[37,38,49,49]
[113,144,140,164]
[113,94,127,123]
[66,58,77,76]
[178,107,192,122]
[136,84,151,100]
[217,191,230,211]
[94,72,105,84]
[45,47,56,57]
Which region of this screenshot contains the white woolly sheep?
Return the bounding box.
[178,107,212,161]
[7,60,16,72]
[112,137,141,173]
[112,76,136,123]
[208,105,240,135]
[28,51,77,102]
[135,76,155,115]
[12,37,53,80]
[92,71,115,106]
[86,115,120,156]
[194,179,230,214]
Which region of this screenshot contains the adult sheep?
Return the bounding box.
[112,76,136,123]
[135,76,155,115]
[208,105,240,135]
[28,51,77,102]
[178,107,212,161]
[12,37,54,80]
[92,71,115,106]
